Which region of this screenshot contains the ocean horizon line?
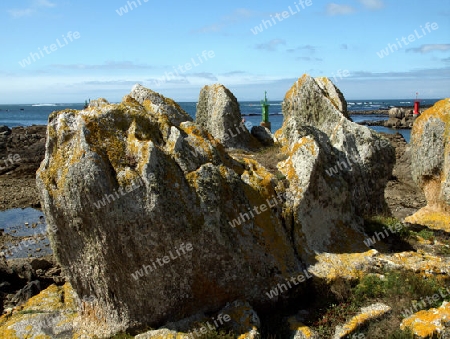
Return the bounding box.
[0,97,444,106]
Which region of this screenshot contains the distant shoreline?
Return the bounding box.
[349,103,434,115]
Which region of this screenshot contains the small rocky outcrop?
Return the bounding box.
[0,125,11,136]
[279,74,395,217]
[196,84,256,149]
[406,99,450,230]
[385,107,417,129]
[0,283,78,338]
[251,126,274,146]
[88,98,110,108]
[0,125,46,177]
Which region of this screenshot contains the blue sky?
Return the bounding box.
[1,0,449,104]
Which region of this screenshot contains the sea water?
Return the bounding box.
[0,99,443,142]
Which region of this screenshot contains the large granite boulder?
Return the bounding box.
[36,86,303,337]
[196,84,256,149]
[279,74,395,216]
[405,99,450,230]
[35,81,384,337]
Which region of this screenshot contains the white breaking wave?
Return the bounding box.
[32,104,57,107]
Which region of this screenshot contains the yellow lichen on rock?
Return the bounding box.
[134,328,189,339]
[310,250,378,281]
[401,301,450,338]
[0,283,78,339]
[405,208,450,232]
[284,74,309,101]
[407,99,450,230]
[288,317,319,339]
[334,303,391,339]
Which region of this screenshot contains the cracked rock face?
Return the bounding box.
[36,87,301,337]
[196,83,256,149]
[35,80,385,336]
[279,74,395,217]
[406,98,450,230]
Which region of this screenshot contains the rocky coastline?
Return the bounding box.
[0,80,449,338]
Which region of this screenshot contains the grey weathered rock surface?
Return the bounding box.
[279,74,395,216]
[88,98,110,109]
[251,126,274,146]
[196,83,255,149]
[34,80,393,336]
[36,87,303,337]
[130,83,193,127]
[405,99,450,230]
[385,107,416,129]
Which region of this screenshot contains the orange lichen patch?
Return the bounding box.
[315,76,341,112]
[39,118,86,198]
[180,123,215,160]
[274,129,286,144]
[237,328,259,339]
[288,318,317,337]
[290,137,317,156]
[240,158,276,198]
[285,74,309,101]
[144,331,188,339]
[401,301,450,338]
[405,208,450,232]
[22,282,77,312]
[311,251,379,281]
[379,251,450,280]
[277,137,317,197]
[412,98,450,140]
[336,303,391,338]
[0,283,78,339]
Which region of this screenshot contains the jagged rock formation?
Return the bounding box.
[405,99,450,230]
[385,107,416,129]
[196,84,256,149]
[34,79,393,337]
[88,98,110,109]
[131,83,193,127]
[278,75,395,217]
[36,86,303,337]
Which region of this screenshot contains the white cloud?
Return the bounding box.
[8,8,35,18]
[287,45,317,54]
[255,39,286,51]
[325,3,356,16]
[8,0,56,18]
[34,0,56,8]
[406,44,450,53]
[359,0,384,10]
